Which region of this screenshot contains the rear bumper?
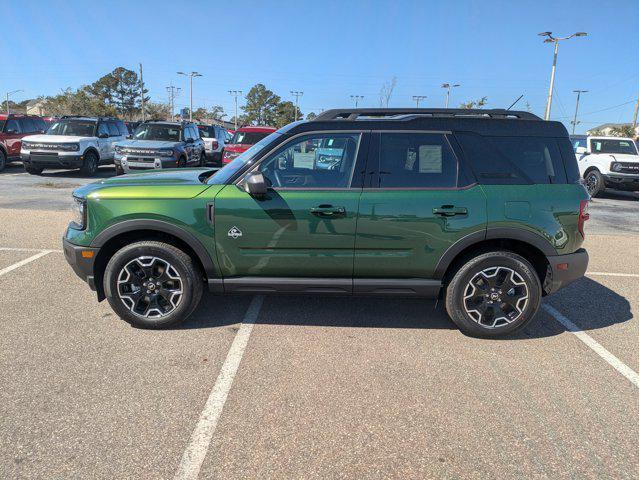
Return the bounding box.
[62,235,98,291]
[545,248,589,294]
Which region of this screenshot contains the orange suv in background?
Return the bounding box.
[222,125,276,164]
[0,114,47,171]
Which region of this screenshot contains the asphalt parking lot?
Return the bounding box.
[1,164,639,479]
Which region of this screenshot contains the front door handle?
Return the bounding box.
[310,205,346,217]
[433,205,468,216]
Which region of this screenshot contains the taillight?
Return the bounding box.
[578,200,589,238]
[211,140,219,150]
[223,150,232,164]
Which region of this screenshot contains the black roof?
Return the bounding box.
[289,108,568,137]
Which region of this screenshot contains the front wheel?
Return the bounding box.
[445,251,541,338]
[103,241,203,328]
[585,169,604,197]
[80,151,99,176]
[25,165,43,175]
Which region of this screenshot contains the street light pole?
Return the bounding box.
[350,95,363,108]
[290,91,303,121]
[5,90,23,115]
[539,31,587,120]
[412,95,427,108]
[571,89,588,135]
[177,71,202,121]
[228,90,242,130]
[441,83,460,108]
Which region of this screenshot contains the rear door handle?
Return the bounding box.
[433,205,468,216]
[310,205,346,217]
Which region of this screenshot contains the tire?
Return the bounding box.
[80,150,99,176]
[585,169,604,197]
[103,241,203,328]
[177,156,186,168]
[199,150,206,167]
[0,149,6,171]
[25,165,44,175]
[115,165,125,176]
[445,251,542,338]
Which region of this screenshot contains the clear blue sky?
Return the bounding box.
[2,0,638,133]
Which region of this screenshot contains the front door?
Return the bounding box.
[213,131,368,286]
[355,131,487,280]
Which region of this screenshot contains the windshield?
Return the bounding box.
[591,139,638,155]
[208,131,283,184]
[230,130,272,145]
[133,124,181,142]
[46,120,96,136]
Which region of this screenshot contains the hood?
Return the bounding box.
[73,168,219,200]
[607,153,639,162]
[23,134,90,143]
[115,139,181,149]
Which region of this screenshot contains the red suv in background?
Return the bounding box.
[222,125,276,164]
[0,114,47,171]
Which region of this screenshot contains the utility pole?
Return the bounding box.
[539,31,588,120]
[441,83,460,108]
[571,89,588,135]
[350,95,364,108]
[228,90,242,130]
[166,85,181,121]
[412,95,427,108]
[177,71,202,121]
[139,63,145,121]
[290,91,303,121]
[632,93,639,133]
[5,90,23,115]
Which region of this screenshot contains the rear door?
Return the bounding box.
[354,131,487,281]
[213,131,368,288]
[4,118,22,158]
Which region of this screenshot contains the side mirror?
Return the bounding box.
[575,146,587,155]
[98,133,109,139]
[243,171,268,197]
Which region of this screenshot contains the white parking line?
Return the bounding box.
[0,250,53,277]
[0,247,62,253]
[588,271,639,278]
[543,304,639,389]
[175,295,264,480]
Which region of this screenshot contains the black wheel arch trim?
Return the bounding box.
[90,219,217,277]
[433,227,557,279]
[84,147,100,160]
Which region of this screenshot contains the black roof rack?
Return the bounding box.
[313,108,541,121]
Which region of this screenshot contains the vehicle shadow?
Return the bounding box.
[597,189,639,201]
[38,166,116,180]
[180,276,631,339]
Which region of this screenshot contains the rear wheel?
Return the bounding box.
[25,165,43,175]
[445,251,542,338]
[80,151,99,176]
[585,169,604,197]
[104,241,203,328]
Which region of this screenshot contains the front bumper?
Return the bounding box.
[116,155,178,172]
[603,173,639,191]
[63,235,99,291]
[544,248,589,294]
[22,152,83,168]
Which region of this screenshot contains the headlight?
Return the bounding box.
[70,196,86,230]
[611,162,623,172]
[60,143,80,152]
[159,149,175,157]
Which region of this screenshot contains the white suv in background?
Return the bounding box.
[572,135,639,197]
[197,124,230,166]
[21,116,127,176]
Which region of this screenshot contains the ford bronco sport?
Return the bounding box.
[63,108,589,337]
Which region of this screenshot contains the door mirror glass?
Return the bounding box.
[243,171,268,197]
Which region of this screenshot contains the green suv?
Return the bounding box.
[63,108,589,337]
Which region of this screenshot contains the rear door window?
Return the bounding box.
[116,121,128,136]
[376,132,458,188]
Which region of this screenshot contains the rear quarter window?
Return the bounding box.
[454,132,570,185]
